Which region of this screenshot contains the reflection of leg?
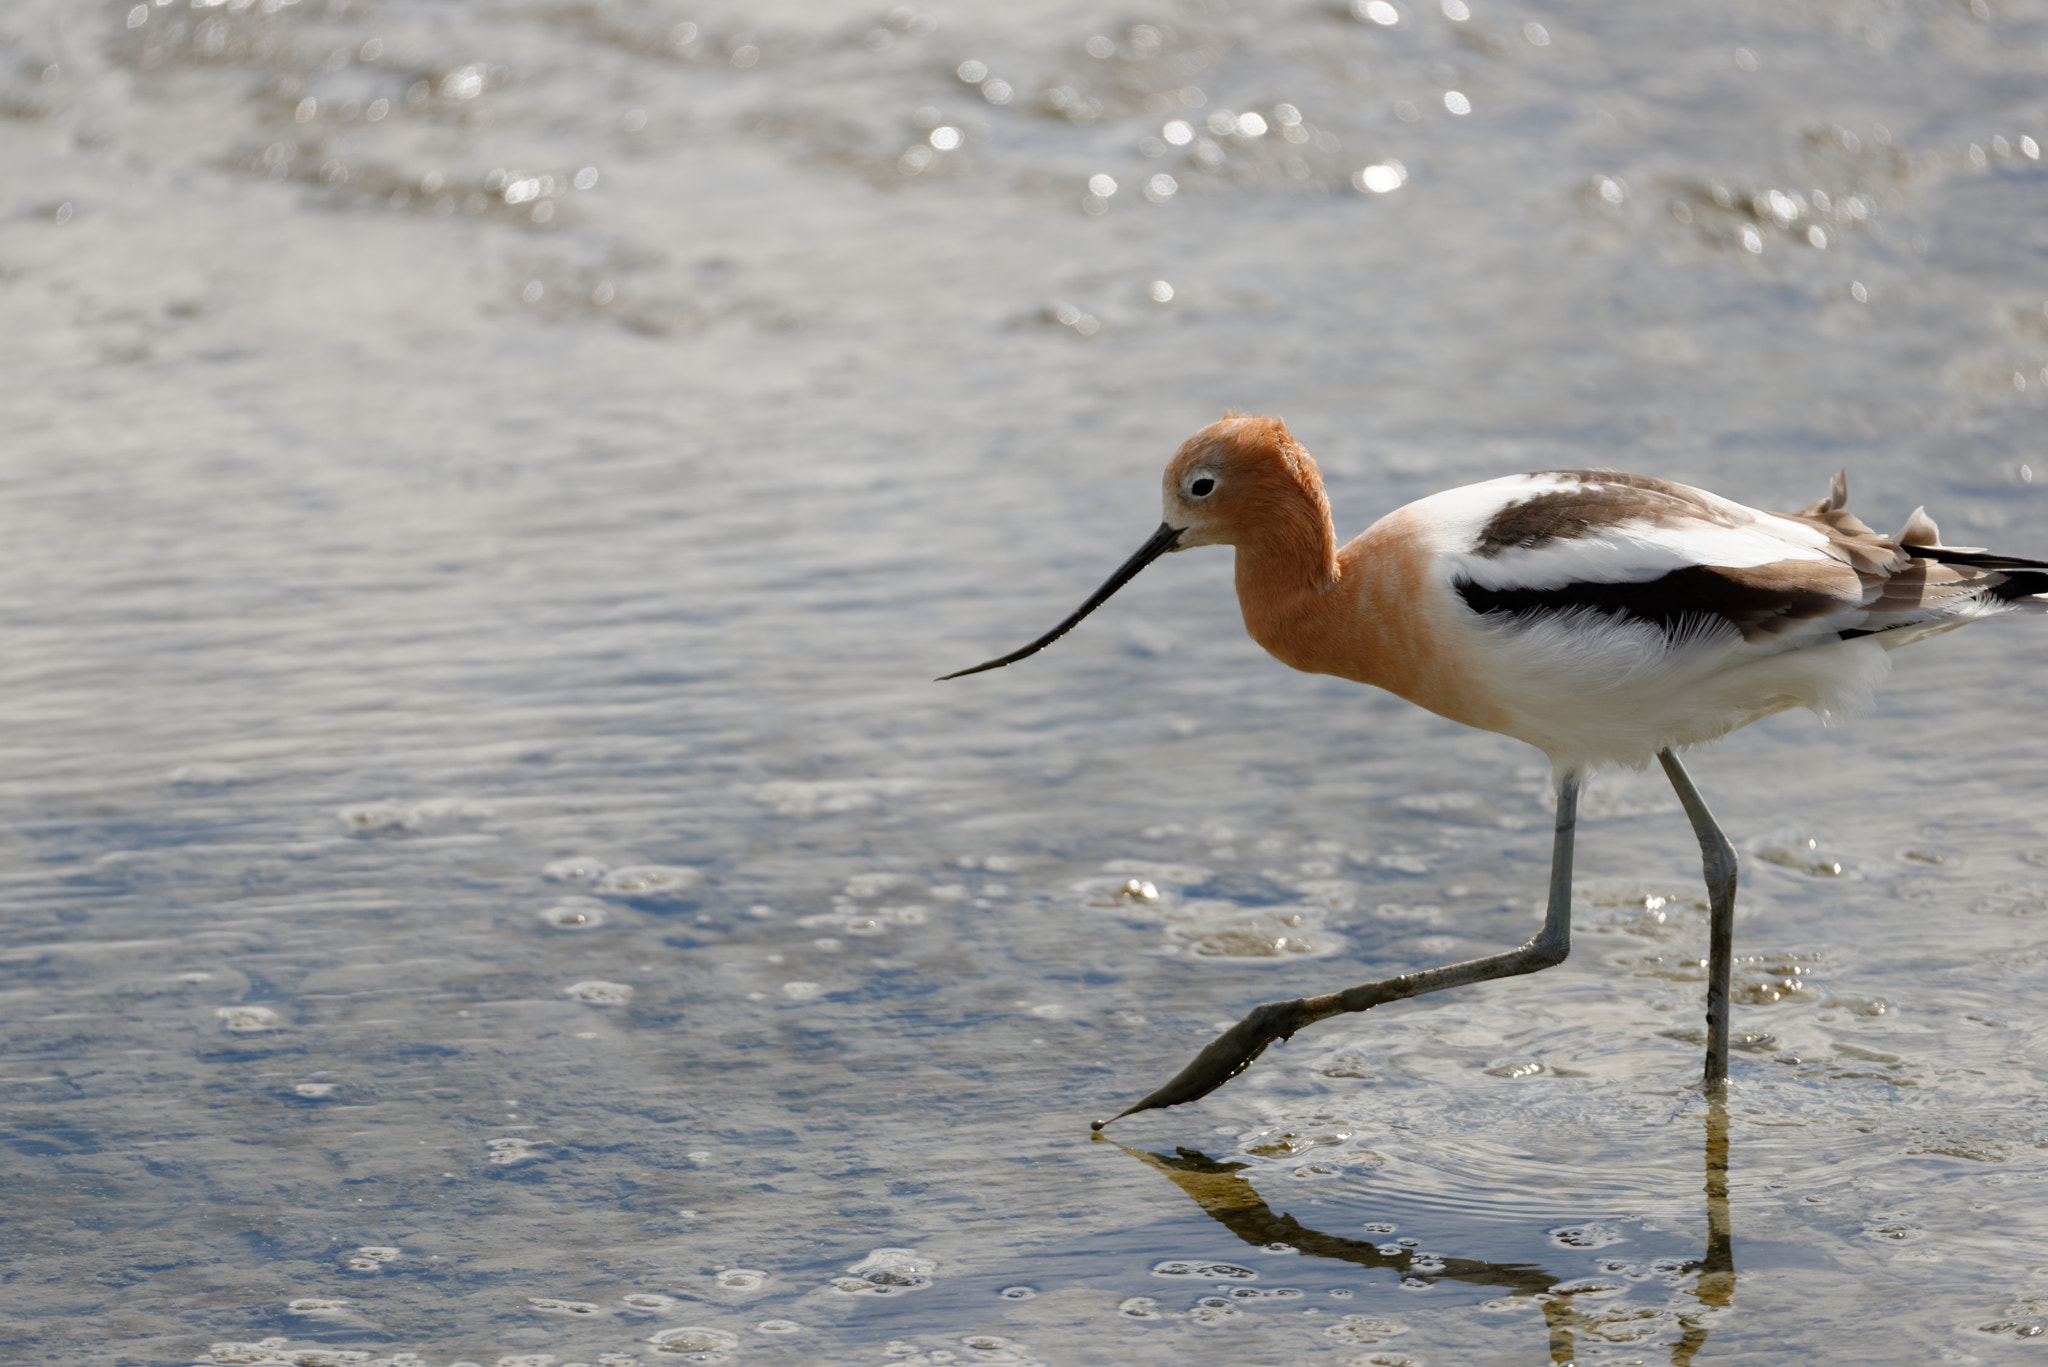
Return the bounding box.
[1542,1294,1582,1364]
[1657,749,1737,1092]
[1092,771,1582,1129]
[1699,1094,1735,1303]
[1674,1095,1738,1365]
[1104,1136,1559,1297]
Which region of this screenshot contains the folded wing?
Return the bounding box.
[1449,469,2047,648]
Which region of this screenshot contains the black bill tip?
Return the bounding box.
[937,522,1183,681]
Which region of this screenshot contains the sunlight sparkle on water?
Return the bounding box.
[1356,160,1408,192]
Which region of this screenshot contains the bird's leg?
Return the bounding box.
[1657,748,1737,1094]
[1092,770,1581,1129]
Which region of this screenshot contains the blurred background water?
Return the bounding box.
[3,0,2047,1363]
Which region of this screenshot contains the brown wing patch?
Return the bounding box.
[1860,559,2000,619]
[1782,469,1905,579]
[1471,472,1740,558]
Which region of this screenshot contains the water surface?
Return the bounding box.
[3,0,2047,1362]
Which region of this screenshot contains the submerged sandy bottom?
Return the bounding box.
[2,0,2047,1362]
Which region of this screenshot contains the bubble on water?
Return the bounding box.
[756,1318,802,1333]
[338,802,408,834]
[486,1137,542,1165]
[1980,1320,2048,1338]
[539,897,610,929]
[1549,1275,1626,1298]
[998,1285,1036,1299]
[830,1248,935,1295]
[1118,1296,1162,1317]
[216,1006,280,1032]
[596,865,704,902]
[1153,1260,1256,1280]
[1734,963,1820,1006]
[1550,1224,1627,1249]
[529,1296,601,1315]
[1243,1126,1353,1157]
[293,1082,337,1098]
[714,1268,767,1291]
[544,856,610,883]
[1325,1314,1410,1342]
[564,980,633,1005]
[622,1293,675,1311]
[1362,1222,1397,1234]
[285,1298,350,1316]
[342,1245,400,1272]
[1188,1295,1242,1323]
[1076,874,1175,912]
[650,1326,741,1355]
[1756,834,1845,876]
[1486,1056,1545,1079]
[1173,906,1333,959]
[339,798,493,835]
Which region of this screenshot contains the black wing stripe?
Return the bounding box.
[1455,565,1845,640]
[1901,544,2048,601]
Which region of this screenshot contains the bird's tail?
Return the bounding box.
[1895,506,2048,608]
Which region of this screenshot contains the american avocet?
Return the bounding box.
[942,414,2048,1127]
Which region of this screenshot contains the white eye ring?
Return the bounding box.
[1185,472,1218,499]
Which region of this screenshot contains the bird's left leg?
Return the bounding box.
[1092,770,1581,1129]
[1657,748,1737,1093]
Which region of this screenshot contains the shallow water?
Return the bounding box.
[3,0,2047,1363]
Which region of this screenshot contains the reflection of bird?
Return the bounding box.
[942,413,2048,1125]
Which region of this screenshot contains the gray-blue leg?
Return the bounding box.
[1092,769,1582,1127]
[1658,749,1737,1091]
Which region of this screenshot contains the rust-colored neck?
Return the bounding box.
[1237,509,1510,735]
[1231,478,1343,670]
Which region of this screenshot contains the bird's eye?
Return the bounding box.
[1188,475,1217,498]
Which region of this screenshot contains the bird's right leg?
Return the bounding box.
[1657,748,1737,1094]
[1092,769,1582,1129]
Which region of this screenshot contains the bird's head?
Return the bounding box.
[937,411,1325,681]
[1162,412,1326,551]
